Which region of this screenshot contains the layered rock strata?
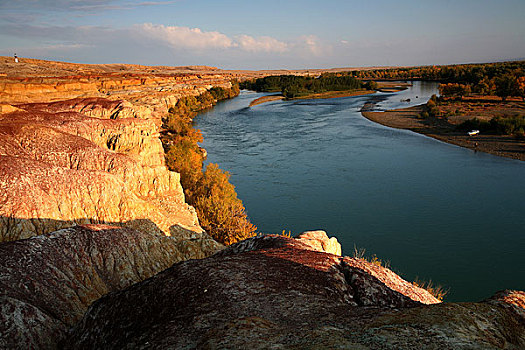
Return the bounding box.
[65,234,524,349]
[0,58,237,243]
[0,225,221,349]
[0,98,207,241]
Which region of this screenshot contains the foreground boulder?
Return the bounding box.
[0,224,221,349]
[66,233,524,349]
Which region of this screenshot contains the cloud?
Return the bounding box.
[138,24,289,53]
[235,35,288,53]
[135,1,179,6]
[296,35,330,56]
[138,23,235,50]
[0,21,336,69]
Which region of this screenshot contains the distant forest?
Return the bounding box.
[349,61,525,100]
[240,74,366,98]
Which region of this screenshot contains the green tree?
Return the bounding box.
[495,75,519,101]
[365,81,378,90]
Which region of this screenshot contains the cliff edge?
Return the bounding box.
[0,58,235,248]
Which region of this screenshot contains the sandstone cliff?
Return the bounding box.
[66,233,525,349]
[0,225,220,349]
[0,98,205,241]
[0,58,236,245]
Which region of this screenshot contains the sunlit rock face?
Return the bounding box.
[66,235,523,349]
[0,58,235,243]
[296,230,342,256]
[0,225,222,349]
[0,99,204,241]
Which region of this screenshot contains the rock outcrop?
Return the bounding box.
[0,58,236,244]
[0,99,204,241]
[64,234,524,349]
[0,225,221,349]
[296,230,342,256]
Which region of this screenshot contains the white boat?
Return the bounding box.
[468,130,480,136]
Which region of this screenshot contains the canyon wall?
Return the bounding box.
[0,58,233,250]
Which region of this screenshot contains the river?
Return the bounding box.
[196,81,525,302]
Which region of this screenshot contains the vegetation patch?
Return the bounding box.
[241,74,366,99]
[162,83,257,245]
[458,115,525,137]
[412,278,449,301]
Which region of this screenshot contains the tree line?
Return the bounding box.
[161,83,257,245]
[347,61,525,101]
[240,74,366,99]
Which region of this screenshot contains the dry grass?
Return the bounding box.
[412,278,449,301]
[353,245,448,301]
[280,230,293,238]
[352,245,390,269]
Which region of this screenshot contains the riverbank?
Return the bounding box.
[249,95,285,107]
[250,89,376,107]
[361,104,525,161]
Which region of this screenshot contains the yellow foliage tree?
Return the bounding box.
[193,164,257,245]
[162,84,256,245]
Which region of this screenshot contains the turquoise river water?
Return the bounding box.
[196,82,525,302]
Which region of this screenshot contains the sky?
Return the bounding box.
[0,0,524,69]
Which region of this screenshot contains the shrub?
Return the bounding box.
[165,138,204,191]
[457,115,525,135]
[193,164,257,245]
[457,117,492,132]
[419,111,429,119]
[492,115,525,135]
[495,74,519,101]
[439,83,471,97]
[365,81,378,90]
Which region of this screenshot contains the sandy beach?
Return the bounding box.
[249,89,376,107]
[361,105,525,161]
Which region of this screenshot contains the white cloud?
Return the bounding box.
[139,23,235,50]
[235,35,288,53]
[138,24,289,53]
[297,35,329,56]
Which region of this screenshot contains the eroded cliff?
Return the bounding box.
[0,58,236,244]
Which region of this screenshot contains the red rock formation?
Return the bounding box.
[64,234,525,349]
[0,225,220,349]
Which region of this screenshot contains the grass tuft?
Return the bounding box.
[412,278,449,301]
[352,245,390,269]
